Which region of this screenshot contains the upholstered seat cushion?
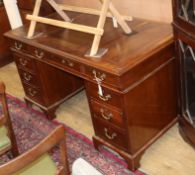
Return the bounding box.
[72,158,103,175]
[14,154,58,175]
[0,126,11,152]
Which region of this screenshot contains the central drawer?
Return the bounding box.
[46,54,81,73]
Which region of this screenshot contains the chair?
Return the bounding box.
[0,82,18,157]
[0,124,70,175]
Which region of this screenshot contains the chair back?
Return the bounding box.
[0,82,18,156]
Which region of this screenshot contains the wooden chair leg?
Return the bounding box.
[59,138,70,175]
[1,86,19,156]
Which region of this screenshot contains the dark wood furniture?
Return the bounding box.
[0,125,70,175]
[5,13,177,170]
[13,49,83,119]
[172,0,195,148]
[0,82,18,156]
[0,5,11,67]
[0,1,53,67]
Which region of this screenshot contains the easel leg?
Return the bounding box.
[46,0,71,22]
[99,0,132,34]
[90,0,111,56]
[27,0,42,38]
[108,2,132,34]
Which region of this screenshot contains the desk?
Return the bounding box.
[0,5,11,67]
[5,13,177,170]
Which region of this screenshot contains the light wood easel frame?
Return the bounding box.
[26,0,133,57]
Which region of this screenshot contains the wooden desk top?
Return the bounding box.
[5,13,173,76]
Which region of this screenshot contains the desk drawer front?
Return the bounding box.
[18,69,40,87]
[28,46,49,60]
[85,68,119,87]
[86,82,122,108]
[93,118,128,151]
[11,41,28,53]
[23,83,44,104]
[14,53,36,71]
[46,54,80,72]
[91,100,124,128]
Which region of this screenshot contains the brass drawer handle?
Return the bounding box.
[99,94,111,101]
[93,70,106,81]
[23,73,32,81]
[14,42,22,50]
[67,60,74,67]
[100,108,113,120]
[62,59,74,67]
[104,128,117,140]
[28,88,37,97]
[35,50,44,59]
[19,58,28,66]
[61,59,66,64]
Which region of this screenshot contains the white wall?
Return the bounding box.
[56,0,173,23]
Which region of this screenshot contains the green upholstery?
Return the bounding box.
[0,126,11,151]
[14,154,58,175]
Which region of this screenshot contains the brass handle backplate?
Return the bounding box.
[93,70,106,81]
[104,128,117,140]
[19,58,28,66]
[28,88,37,97]
[100,108,113,120]
[23,73,32,81]
[35,50,44,59]
[99,94,111,101]
[14,42,22,50]
[61,59,74,67]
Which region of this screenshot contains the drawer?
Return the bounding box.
[18,69,40,87]
[93,118,128,151]
[22,83,44,104]
[11,40,28,53]
[86,82,123,108]
[84,67,119,87]
[14,53,36,72]
[28,46,48,60]
[91,100,125,128]
[46,54,81,72]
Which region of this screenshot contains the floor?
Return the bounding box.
[0,63,195,175]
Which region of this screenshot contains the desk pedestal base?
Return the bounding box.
[93,117,177,170]
[25,87,83,120]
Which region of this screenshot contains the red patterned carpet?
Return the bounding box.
[0,95,145,175]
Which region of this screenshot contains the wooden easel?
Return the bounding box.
[26,0,133,57]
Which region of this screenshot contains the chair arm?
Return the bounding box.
[0,125,65,175]
[0,82,5,94]
[0,115,6,126]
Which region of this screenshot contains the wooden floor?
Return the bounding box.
[0,63,195,175]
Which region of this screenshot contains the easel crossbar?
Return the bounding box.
[58,4,133,21]
[27,0,132,57]
[26,15,104,35]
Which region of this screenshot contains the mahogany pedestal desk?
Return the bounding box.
[5,13,178,170]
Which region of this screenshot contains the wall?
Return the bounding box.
[56,0,173,23]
